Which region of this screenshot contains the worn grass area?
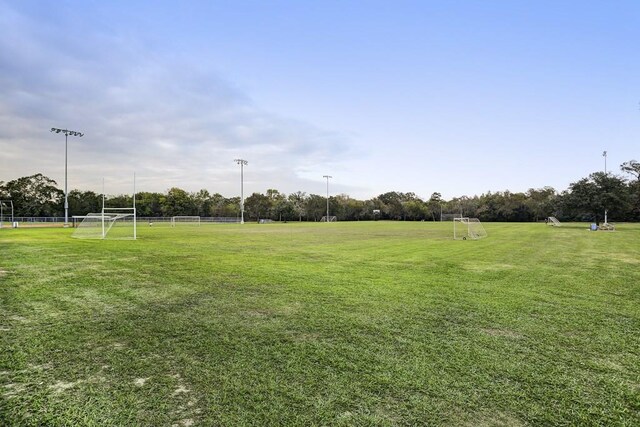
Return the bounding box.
[1,222,639,426]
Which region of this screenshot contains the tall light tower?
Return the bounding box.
[51,128,84,227]
[602,151,608,174]
[323,175,332,221]
[234,159,248,224]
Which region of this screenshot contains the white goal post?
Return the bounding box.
[320,216,337,222]
[72,208,137,240]
[0,200,14,228]
[453,217,487,240]
[546,216,561,226]
[171,216,201,226]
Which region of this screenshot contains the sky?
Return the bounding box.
[1,0,638,200]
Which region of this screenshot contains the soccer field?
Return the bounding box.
[1,222,639,425]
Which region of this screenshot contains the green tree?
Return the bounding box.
[2,174,63,217]
[562,172,630,222]
[68,190,102,215]
[288,191,307,221]
[620,160,640,181]
[305,194,327,221]
[162,187,195,216]
[244,192,271,221]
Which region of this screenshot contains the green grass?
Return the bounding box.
[1,222,639,426]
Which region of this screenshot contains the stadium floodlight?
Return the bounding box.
[50,127,84,227]
[323,175,332,223]
[234,159,248,224]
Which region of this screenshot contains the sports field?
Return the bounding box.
[1,222,639,426]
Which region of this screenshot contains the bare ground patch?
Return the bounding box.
[49,380,77,393]
[169,373,202,426]
[481,328,523,339]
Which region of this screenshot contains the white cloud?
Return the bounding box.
[0,3,351,197]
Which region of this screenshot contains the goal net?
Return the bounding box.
[72,208,136,240]
[453,217,487,240]
[171,216,201,226]
[320,216,337,222]
[547,216,561,226]
[0,200,14,228]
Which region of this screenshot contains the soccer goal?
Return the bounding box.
[171,216,201,226]
[72,208,136,240]
[320,216,337,222]
[453,217,487,240]
[547,216,561,226]
[0,200,14,228]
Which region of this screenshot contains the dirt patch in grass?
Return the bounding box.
[172,419,194,427]
[461,411,525,426]
[3,383,26,398]
[464,262,515,273]
[49,381,77,393]
[481,328,523,339]
[169,374,202,426]
[134,377,149,387]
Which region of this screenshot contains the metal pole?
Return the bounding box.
[234,159,248,224]
[323,175,332,221]
[603,151,607,174]
[133,172,137,240]
[241,163,244,224]
[64,133,68,227]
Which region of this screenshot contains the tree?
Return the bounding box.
[162,187,195,216]
[2,174,63,217]
[305,194,327,221]
[562,172,630,222]
[525,187,557,222]
[620,160,640,181]
[136,192,164,217]
[288,191,307,221]
[68,190,102,215]
[426,192,442,221]
[244,192,271,221]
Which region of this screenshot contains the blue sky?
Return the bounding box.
[1,0,638,199]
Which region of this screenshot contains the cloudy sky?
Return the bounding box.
[1,1,638,199]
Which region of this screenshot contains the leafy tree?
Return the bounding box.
[620,160,640,181]
[68,190,102,215]
[525,187,557,222]
[136,192,164,216]
[288,191,307,221]
[2,174,63,216]
[162,187,195,216]
[244,192,271,221]
[305,194,327,221]
[562,172,630,222]
[425,192,442,221]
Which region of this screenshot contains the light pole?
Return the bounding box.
[234,159,248,224]
[602,151,608,174]
[323,175,332,221]
[51,128,83,227]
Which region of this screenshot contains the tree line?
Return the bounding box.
[1,160,639,222]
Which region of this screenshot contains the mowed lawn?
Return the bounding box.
[1,222,639,426]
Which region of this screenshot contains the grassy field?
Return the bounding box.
[1,221,639,426]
